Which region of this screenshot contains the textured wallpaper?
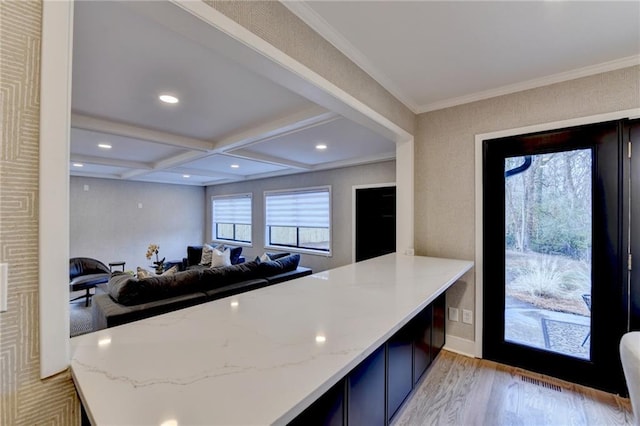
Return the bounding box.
[415,66,640,341]
[2,0,637,423]
[0,1,79,425]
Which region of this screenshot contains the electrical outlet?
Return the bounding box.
[462,309,473,324]
[448,307,459,322]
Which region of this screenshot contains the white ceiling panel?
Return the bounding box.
[180,154,288,176]
[72,1,313,141]
[71,128,186,163]
[240,118,395,166]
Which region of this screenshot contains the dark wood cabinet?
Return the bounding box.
[289,294,448,426]
[432,293,446,360]
[387,325,414,421]
[290,380,345,426]
[348,346,386,426]
[412,304,433,384]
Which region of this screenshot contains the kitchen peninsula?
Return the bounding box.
[71,254,473,425]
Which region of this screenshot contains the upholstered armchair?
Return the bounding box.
[70,257,110,307]
[621,332,640,426]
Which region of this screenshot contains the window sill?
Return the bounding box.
[264,245,332,257]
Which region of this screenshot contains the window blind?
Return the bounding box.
[265,189,330,228]
[213,195,251,225]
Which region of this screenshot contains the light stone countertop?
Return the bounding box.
[71,253,473,425]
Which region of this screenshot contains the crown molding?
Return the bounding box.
[281,1,420,114]
[417,55,640,114]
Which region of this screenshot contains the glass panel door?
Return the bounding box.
[504,150,592,360]
[482,121,627,393]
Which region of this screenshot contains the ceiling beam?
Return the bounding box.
[70,154,152,170]
[71,113,215,152]
[225,149,312,170]
[172,166,242,180]
[211,105,338,153]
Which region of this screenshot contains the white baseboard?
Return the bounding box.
[444,334,477,358]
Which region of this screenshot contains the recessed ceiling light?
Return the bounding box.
[315,144,328,150]
[72,163,83,167]
[98,143,112,149]
[159,94,179,104]
[315,335,326,343]
[182,174,190,178]
[230,164,240,169]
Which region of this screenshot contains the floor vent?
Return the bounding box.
[520,375,562,392]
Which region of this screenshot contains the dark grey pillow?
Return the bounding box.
[267,252,291,260]
[200,260,260,290]
[256,259,283,276]
[256,254,300,276]
[276,253,300,272]
[108,270,202,306]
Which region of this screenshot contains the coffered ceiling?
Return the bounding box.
[70,1,396,186]
[71,1,639,187]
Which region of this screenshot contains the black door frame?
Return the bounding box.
[482,120,628,393]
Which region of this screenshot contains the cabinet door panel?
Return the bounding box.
[388,326,413,420]
[413,304,433,384]
[348,346,385,426]
[432,293,446,360]
[290,379,344,426]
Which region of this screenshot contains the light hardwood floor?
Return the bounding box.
[392,350,633,426]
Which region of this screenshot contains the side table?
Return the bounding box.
[109,261,126,273]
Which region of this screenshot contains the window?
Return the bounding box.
[212,194,252,244]
[265,187,331,254]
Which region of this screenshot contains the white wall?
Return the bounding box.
[205,161,396,273]
[70,177,205,272]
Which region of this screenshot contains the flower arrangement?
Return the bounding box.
[146,243,165,274]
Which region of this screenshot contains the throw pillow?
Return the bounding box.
[228,246,243,264]
[276,253,300,272]
[137,266,153,279]
[199,244,214,265]
[267,252,290,260]
[259,252,271,262]
[162,265,178,276]
[210,248,231,268]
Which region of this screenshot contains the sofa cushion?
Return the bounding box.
[267,252,291,260]
[108,269,202,306]
[200,261,260,291]
[210,248,231,268]
[187,244,244,266]
[223,245,243,265]
[257,253,300,277]
[199,244,215,265]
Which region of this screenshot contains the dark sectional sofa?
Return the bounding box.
[92,253,311,330]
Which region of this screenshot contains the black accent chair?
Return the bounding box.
[70,257,110,307]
